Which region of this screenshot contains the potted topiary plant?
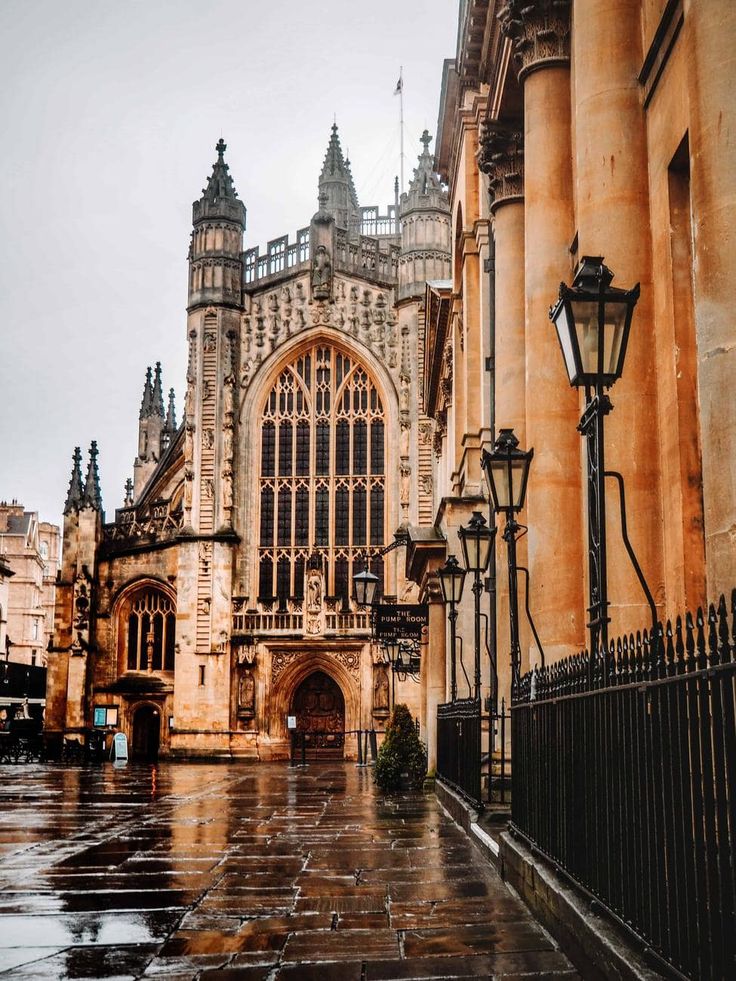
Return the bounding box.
[374,703,427,793]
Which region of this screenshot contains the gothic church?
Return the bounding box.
[47,127,451,759]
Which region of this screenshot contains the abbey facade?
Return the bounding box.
[46,127,451,760]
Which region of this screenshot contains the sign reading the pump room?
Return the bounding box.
[374,604,428,640]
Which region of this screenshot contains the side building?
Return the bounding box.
[47,128,451,761]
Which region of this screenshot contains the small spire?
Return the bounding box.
[202,137,239,203]
[420,129,432,152]
[139,366,153,420]
[165,388,176,433]
[405,130,443,198]
[152,362,165,418]
[83,441,102,511]
[124,478,134,507]
[63,447,84,515]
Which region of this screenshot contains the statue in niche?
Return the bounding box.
[400,373,411,413]
[183,467,193,508]
[203,332,217,353]
[311,245,332,299]
[307,570,322,613]
[373,665,390,712]
[400,465,411,505]
[221,470,233,509]
[223,426,234,462]
[238,668,256,714]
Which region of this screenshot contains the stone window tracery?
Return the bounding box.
[257,344,385,603]
[125,589,176,672]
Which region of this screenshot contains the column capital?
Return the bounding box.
[478,121,524,212]
[499,0,571,81]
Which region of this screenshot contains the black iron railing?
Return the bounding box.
[511,592,736,981]
[437,697,482,807]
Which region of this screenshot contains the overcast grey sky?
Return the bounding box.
[0,0,458,528]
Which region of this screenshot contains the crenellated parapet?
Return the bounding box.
[499,0,571,80]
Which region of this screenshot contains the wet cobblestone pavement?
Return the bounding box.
[0,764,578,979]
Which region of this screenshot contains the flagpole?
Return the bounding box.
[399,66,404,194]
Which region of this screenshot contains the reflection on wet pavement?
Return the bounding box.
[0,764,578,979]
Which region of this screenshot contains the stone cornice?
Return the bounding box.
[478,121,524,212]
[498,0,571,81]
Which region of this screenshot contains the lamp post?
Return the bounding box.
[457,512,495,700]
[549,256,640,655]
[481,428,534,691]
[437,555,466,701]
[382,636,402,705]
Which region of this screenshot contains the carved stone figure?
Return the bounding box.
[311,245,332,299]
[307,571,322,613]
[222,470,233,509]
[373,665,390,712]
[239,669,256,713]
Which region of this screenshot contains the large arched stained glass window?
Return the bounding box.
[258,344,386,605]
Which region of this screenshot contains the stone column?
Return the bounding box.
[685,0,736,596]
[500,0,585,659]
[572,0,663,634]
[478,122,533,696]
[423,572,447,772]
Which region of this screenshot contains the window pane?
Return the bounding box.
[261,422,275,476]
[335,557,349,605]
[353,486,366,545]
[296,421,310,475]
[370,485,384,545]
[277,487,292,546]
[127,614,138,670]
[294,557,305,599]
[295,487,309,545]
[316,421,330,474]
[370,420,384,474]
[335,486,349,545]
[336,420,350,474]
[259,557,273,599]
[279,421,293,476]
[315,488,329,545]
[152,612,163,671]
[164,613,176,671]
[260,486,274,545]
[140,613,150,670]
[353,420,367,474]
[277,557,290,605]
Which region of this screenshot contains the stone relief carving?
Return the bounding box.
[335,650,360,676]
[203,332,217,353]
[272,650,299,683]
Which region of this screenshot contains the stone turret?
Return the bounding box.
[399,131,451,300]
[188,138,246,311]
[318,123,360,236]
[161,387,177,453]
[134,363,166,497]
[48,442,104,744]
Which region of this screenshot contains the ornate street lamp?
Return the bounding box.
[457,512,495,700]
[381,636,401,705]
[437,555,466,701]
[352,568,379,609]
[549,256,640,655]
[482,429,533,690]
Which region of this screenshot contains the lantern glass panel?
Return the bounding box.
[570,299,629,379]
[438,558,466,605]
[552,302,578,384]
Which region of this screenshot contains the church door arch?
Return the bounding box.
[291,670,345,759]
[131,704,161,761]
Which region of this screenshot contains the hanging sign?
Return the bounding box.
[374,604,428,640]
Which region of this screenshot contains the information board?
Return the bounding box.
[374,604,428,640]
[111,731,128,761]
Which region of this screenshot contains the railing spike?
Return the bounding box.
[717,594,732,664]
[696,606,707,668]
[707,602,719,665]
[665,619,675,673]
[685,610,696,670]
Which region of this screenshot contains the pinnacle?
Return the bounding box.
[152,362,165,418]
[63,447,84,515]
[165,388,177,432]
[140,366,153,420]
[82,441,102,512]
[202,137,239,203]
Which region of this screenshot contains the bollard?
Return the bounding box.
[356,729,364,766]
[300,730,307,767]
[369,729,377,763]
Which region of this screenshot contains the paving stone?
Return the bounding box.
[0,763,576,980]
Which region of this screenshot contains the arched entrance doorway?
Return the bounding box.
[131,704,160,761]
[291,671,345,759]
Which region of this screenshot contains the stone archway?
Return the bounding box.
[291,670,345,759]
[131,703,161,761]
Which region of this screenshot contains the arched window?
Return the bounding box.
[124,589,176,672]
[257,344,386,602]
